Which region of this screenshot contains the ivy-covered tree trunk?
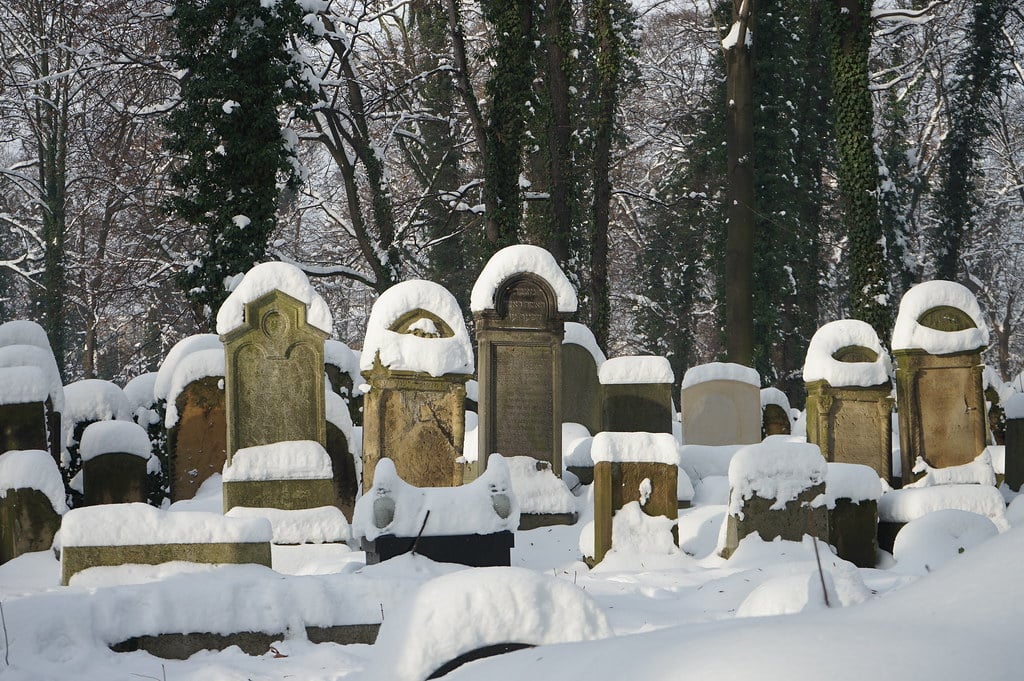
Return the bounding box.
[932,0,1011,280]
[541,0,573,265]
[723,0,755,367]
[824,0,889,337]
[165,0,314,326]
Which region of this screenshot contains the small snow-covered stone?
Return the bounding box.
[0,320,50,351]
[63,380,132,438]
[0,449,69,514]
[216,262,332,335]
[879,484,1008,530]
[154,334,222,401]
[727,438,827,516]
[470,244,577,313]
[506,455,577,515]
[803,319,891,387]
[591,432,680,465]
[893,509,998,573]
[598,356,673,385]
[0,366,48,405]
[223,441,333,482]
[122,372,158,412]
[825,462,882,507]
[61,503,271,546]
[164,348,225,428]
[79,421,152,461]
[0,344,65,413]
[563,322,606,365]
[891,280,988,354]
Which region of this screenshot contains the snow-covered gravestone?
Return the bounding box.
[217,263,334,512]
[561,322,605,435]
[722,438,828,559]
[803,320,894,482]
[325,339,363,426]
[163,347,226,502]
[0,329,65,465]
[588,432,679,565]
[325,390,358,519]
[0,449,67,565]
[62,379,132,505]
[360,280,474,489]
[472,245,577,475]
[825,462,881,568]
[680,362,761,446]
[599,356,675,434]
[79,421,151,506]
[123,372,164,505]
[892,281,988,482]
[760,388,793,437]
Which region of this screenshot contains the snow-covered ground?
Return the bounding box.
[3,470,1023,681]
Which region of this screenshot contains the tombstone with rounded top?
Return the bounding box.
[803,319,894,481]
[360,280,474,489]
[561,322,605,435]
[63,379,132,505]
[80,420,151,505]
[681,362,761,446]
[892,281,988,482]
[0,337,64,464]
[164,349,226,502]
[760,387,793,437]
[472,245,577,475]
[599,355,674,434]
[0,449,67,564]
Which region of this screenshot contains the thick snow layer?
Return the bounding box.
[802,319,892,387]
[891,280,988,353]
[360,280,474,377]
[223,441,333,482]
[507,455,577,514]
[0,365,48,405]
[0,449,69,514]
[680,444,745,482]
[324,339,361,378]
[373,566,611,681]
[164,348,225,428]
[735,563,870,617]
[0,343,65,413]
[63,379,132,433]
[563,322,606,364]
[727,438,827,516]
[352,454,519,541]
[0,319,51,351]
[591,431,680,465]
[465,378,479,402]
[825,463,882,506]
[121,372,158,411]
[563,435,594,468]
[79,420,152,461]
[906,450,996,488]
[878,484,1009,530]
[153,334,222,401]
[759,387,791,411]
[1004,392,1024,420]
[61,503,272,546]
[470,244,578,313]
[609,501,679,555]
[987,445,1005,475]
[216,261,333,335]
[681,362,760,389]
[691,475,729,506]
[597,355,673,385]
[225,506,350,544]
[893,509,998,574]
[677,467,695,502]
[325,389,355,440]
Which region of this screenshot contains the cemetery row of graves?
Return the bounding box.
[0,244,1020,675]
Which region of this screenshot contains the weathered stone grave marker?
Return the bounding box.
[1005,392,1024,492]
[360,280,473,489]
[681,362,761,446]
[892,281,988,482]
[471,245,577,476]
[80,420,151,505]
[561,322,605,435]
[63,379,133,505]
[804,320,894,482]
[760,388,793,437]
[825,462,880,568]
[0,449,67,565]
[599,355,674,434]
[164,349,226,502]
[0,334,65,465]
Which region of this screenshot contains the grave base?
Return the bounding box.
[519,512,578,530]
[361,531,514,567]
[61,541,271,585]
[111,624,380,659]
[222,478,335,512]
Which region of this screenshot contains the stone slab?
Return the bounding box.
[722,482,828,558]
[168,376,226,502]
[0,487,61,565]
[602,383,673,434]
[222,478,335,513]
[828,498,878,568]
[82,452,148,506]
[61,541,271,585]
[682,379,761,446]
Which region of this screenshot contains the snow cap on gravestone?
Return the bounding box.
[802,319,892,388]
[891,280,988,354]
[470,244,578,313]
[215,261,332,336]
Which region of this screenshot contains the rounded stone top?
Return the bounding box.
[803,319,891,388]
[0,320,51,352]
[154,334,222,402]
[216,261,332,336]
[0,343,64,413]
[891,280,988,354]
[360,280,474,377]
[470,244,578,313]
[122,372,158,412]
[164,348,226,428]
[80,420,152,461]
[681,362,760,390]
[63,379,132,428]
[563,322,606,365]
[598,356,673,385]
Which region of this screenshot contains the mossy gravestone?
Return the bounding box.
[472,246,577,476]
[803,320,894,482]
[0,366,52,455]
[561,323,605,435]
[599,356,674,434]
[0,449,67,565]
[681,363,761,446]
[892,282,988,483]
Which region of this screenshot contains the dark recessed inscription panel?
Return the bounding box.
[501,280,551,329]
[491,344,553,462]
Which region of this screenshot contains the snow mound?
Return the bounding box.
[225,505,350,544]
[352,454,519,541]
[63,379,131,436]
[891,280,988,353]
[0,449,69,514]
[360,279,474,377]
[61,503,271,546]
[0,365,48,405]
[163,348,225,428]
[680,444,745,482]
[507,456,577,515]
[121,372,158,412]
[803,319,891,387]
[470,244,577,313]
[325,339,361,379]
[563,435,594,468]
[224,441,333,482]
[681,362,760,389]
[216,261,332,335]
[153,334,222,401]
[79,421,152,461]
[0,320,50,351]
[1003,392,1024,420]
[598,355,673,385]
[825,462,882,507]
[325,389,355,440]
[760,387,792,410]
[563,322,606,364]
[0,343,65,413]
[591,431,680,465]
[893,509,998,573]
[878,484,1008,530]
[736,562,871,617]
[905,450,996,488]
[692,475,730,505]
[728,438,827,516]
[373,566,611,681]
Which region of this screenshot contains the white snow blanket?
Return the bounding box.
[225,506,350,545]
[61,503,272,546]
[164,348,225,428]
[0,449,68,514]
[79,421,152,461]
[803,319,891,387]
[0,343,65,413]
[682,362,760,389]
[154,334,221,401]
[216,261,332,335]
[470,244,577,312]
[891,280,988,353]
[727,438,827,516]
[591,432,680,465]
[223,441,333,482]
[598,356,673,385]
[563,322,606,364]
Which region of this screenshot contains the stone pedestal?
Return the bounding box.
[602,383,673,434]
[0,487,61,564]
[723,483,828,558]
[592,460,677,564]
[82,453,148,506]
[167,376,226,502]
[806,381,893,481]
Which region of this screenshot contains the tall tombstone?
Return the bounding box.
[0,342,64,465]
[360,280,474,489]
[803,320,894,482]
[165,350,226,502]
[680,363,761,446]
[471,246,578,476]
[892,281,988,483]
[561,323,605,435]
[0,449,67,564]
[599,356,675,434]
[1003,393,1024,492]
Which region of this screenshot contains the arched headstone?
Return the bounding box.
[681,363,761,446]
[561,322,605,434]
